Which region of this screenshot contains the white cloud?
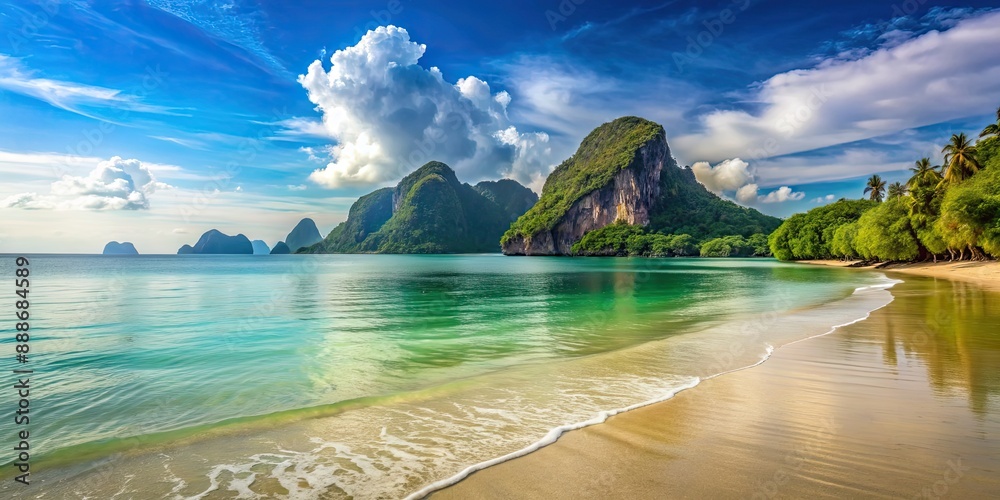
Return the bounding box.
[298,25,552,188]
[1,193,52,210]
[673,11,1000,165]
[754,148,912,185]
[0,55,174,117]
[287,184,308,191]
[691,158,754,194]
[760,186,805,203]
[2,157,171,210]
[690,157,805,204]
[735,184,759,203]
[268,118,332,141]
[812,194,837,203]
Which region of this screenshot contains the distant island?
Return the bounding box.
[103,241,139,255]
[284,218,323,253]
[178,229,253,254]
[770,107,1000,263]
[300,162,535,254]
[270,241,291,254]
[251,240,271,255]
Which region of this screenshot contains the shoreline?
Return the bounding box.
[800,259,1000,291]
[433,271,1000,499]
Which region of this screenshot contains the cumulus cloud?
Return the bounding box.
[760,186,806,204]
[673,10,1000,165]
[691,157,804,204]
[298,25,552,188]
[812,194,837,203]
[735,184,759,203]
[691,158,754,194]
[2,156,170,210]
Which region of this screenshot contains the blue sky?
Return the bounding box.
[2,0,1000,253]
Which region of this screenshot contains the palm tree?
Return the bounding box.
[887,182,907,200]
[864,174,886,202]
[979,105,1000,140]
[941,133,981,184]
[907,157,942,188]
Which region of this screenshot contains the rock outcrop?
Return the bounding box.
[502,117,668,255]
[177,229,253,254]
[284,218,322,253]
[501,116,781,256]
[102,241,139,255]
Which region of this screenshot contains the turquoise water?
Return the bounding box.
[0,255,893,498]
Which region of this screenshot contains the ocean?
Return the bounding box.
[0,255,896,498]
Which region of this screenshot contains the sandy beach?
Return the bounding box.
[434,274,1000,499]
[801,259,1000,292]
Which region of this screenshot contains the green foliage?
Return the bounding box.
[571,222,646,256]
[887,182,907,199]
[649,166,781,239]
[768,199,877,260]
[977,136,1000,166]
[306,188,394,253]
[864,174,886,202]
[699,235,762,257]
[854,198,920,261]
[504,117,664,243]
[473,179,539,222]
[570,222,726,257]
[830,222,860,259]
[942,133,982,184]
[936,161,1000,258]
[772,106,1000,262]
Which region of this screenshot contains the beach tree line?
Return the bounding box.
[769,106,1000,262]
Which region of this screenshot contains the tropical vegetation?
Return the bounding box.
[770,108,1000,262]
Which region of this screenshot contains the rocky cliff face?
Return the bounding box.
[503,131,670,255]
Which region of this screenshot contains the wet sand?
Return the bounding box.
[434,277,1000,499]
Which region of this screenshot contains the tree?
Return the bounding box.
[979,105,1000,140]
[854,198,920,261]
[936,163,1000,260]
[767,199,875,260]
[887,182,907,200]
[830,222,861,260]
[908,158,941,189]
[864,174,886,202]
[941,133,981,184]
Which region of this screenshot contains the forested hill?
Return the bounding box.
[300,162,534,254]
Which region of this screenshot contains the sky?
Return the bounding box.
[2,0,1000,253]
